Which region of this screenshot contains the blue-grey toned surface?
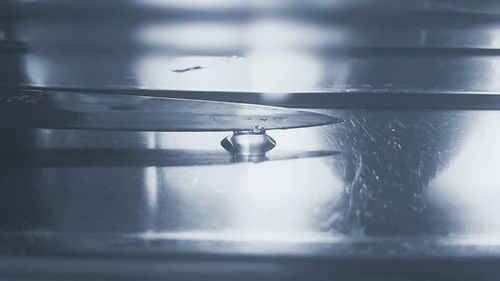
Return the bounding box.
[3,0,500,280]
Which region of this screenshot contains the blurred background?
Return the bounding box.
[3,1,500,279]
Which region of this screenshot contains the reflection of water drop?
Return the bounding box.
[260,117,267,121]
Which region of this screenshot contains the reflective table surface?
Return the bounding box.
[3,0,500,280]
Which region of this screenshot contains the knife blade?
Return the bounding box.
[0,89,342,132]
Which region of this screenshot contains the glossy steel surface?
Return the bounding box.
[0,110,497,245]
[0,88,339,131]
[3,0,500,280]
[3,0,500,95]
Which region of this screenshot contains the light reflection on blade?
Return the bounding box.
[0,89,342,132]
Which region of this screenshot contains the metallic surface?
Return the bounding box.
[0,109,497,248]
[3,0,500,280]
[4,0,500,96]
[0,88,339,131]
